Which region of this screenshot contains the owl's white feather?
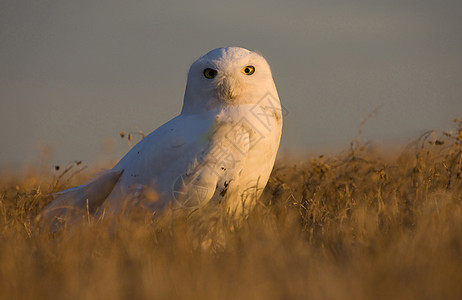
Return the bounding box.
[38,47,283,226]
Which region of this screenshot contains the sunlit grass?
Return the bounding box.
[1,120,461,299]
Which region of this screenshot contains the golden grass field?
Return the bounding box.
[1,120,461,300]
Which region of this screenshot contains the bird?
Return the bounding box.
[37,47,283,227]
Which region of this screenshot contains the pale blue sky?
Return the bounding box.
[1,0,461,168]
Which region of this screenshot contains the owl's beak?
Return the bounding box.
[216,75,240,102]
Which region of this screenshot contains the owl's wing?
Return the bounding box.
[36,169,124,230]
[36,114,200,226]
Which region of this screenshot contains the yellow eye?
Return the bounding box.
[203,68,217,79]
[241,65,255,75]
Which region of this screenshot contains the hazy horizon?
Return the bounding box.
[1,0,461,169]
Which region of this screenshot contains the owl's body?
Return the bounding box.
[39,47,282,223]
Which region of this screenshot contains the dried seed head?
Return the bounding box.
[443,131,453,137]
[435,140,444,145]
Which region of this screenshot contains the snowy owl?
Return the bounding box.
[38,47,283,225]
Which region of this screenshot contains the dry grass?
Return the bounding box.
[1,120,462,300]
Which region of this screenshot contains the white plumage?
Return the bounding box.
[39,47,283,225]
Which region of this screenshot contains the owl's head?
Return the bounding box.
[182,47,279,114]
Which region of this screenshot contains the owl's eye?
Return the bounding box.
[203,68,217,79]
[241,66,255,75]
